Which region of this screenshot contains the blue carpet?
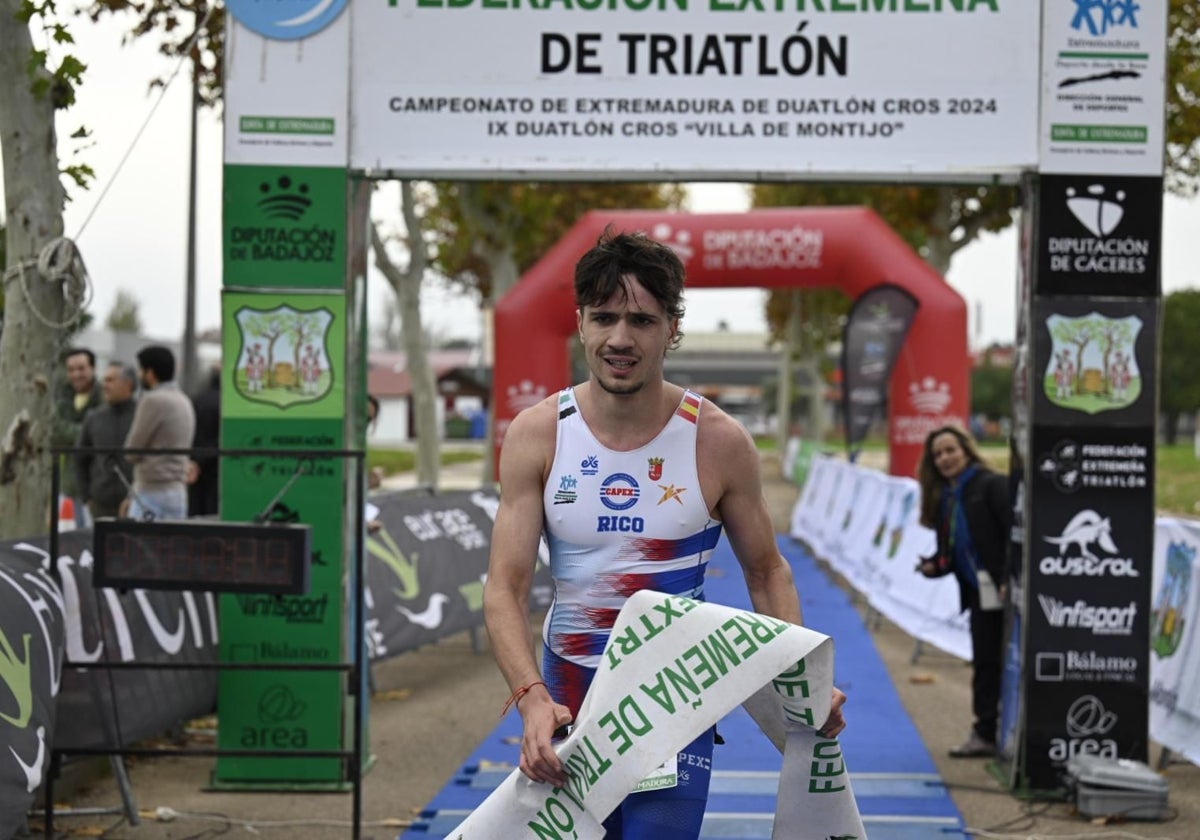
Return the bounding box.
[402,537,965,839]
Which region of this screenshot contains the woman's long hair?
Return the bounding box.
[917,424,989,528]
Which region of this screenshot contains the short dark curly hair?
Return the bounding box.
[574,226,687,351]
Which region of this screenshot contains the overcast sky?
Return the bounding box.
[4,14,1197,353]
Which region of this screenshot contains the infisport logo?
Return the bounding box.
[1037,595,1137,636]
[600,473,641,511]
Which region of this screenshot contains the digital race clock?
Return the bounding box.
[92,518,312,595]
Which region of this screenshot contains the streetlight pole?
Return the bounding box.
[181,6,201,392]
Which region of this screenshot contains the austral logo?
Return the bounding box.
[1040,509,1139,577]
[233,304,335,409]
[599,473,640,511]
[1048,185,1149,277]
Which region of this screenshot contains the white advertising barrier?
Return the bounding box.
[447,591,864,839]
[1149,517,1200,764]
[791,455,971,661]
[350,3,1039,179]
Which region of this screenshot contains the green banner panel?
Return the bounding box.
[224,165,346,289]
[215,287,353,786]
[215,416,348,784]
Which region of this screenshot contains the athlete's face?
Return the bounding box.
[578,276,677,397]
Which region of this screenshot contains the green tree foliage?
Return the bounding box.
[104,286,142,332]
[86,0,224,107]
[971,349,1014,421]
[1161,289,1200,442]
[420,182,686,301]
[1166,0,1200,196]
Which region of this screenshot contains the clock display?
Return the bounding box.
[93,519,311,594]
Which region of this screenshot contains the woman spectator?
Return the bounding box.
[917,424,1010,758]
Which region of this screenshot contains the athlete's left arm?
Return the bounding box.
[704,411,803,625]
[704,411,847,737]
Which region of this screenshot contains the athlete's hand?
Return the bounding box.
[518,688,573,785]
[817,687,847,739]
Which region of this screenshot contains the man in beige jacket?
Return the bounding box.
[124,345,196,520]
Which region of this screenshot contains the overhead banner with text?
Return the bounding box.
[349,2,1040,179]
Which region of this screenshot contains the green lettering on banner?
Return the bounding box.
[640,671,676,714]
[809,740,847,793]
[700,628,740,674]
[681,642,720,688]
[722,616,759,658]
[1050,123,1148,144]
[663,658,703,709]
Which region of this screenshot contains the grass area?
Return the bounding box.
[1157,443,1200,518]
[367,447,482,476]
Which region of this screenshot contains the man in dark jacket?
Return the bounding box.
[187,365,221,517]
[75,362,138,519]
[57,347,104,526]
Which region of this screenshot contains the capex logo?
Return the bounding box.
[233,304,335,409]
[1041,509,1138,578]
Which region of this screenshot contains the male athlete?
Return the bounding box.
[484,228,847,838]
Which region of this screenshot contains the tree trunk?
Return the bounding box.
[1165,411,1179,446]
[371,183,439,490]
[0,3,68,539]
[456,183,518,484]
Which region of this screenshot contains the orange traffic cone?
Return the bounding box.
[58,495,76,531]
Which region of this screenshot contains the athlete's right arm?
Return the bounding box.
[483,403,572,785]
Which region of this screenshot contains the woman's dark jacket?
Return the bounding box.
[934,469,1011,613]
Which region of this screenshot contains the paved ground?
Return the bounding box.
[35,451,1198,838]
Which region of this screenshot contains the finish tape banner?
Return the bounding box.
[447,590,864,840]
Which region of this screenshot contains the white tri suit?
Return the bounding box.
[541,387,724,838]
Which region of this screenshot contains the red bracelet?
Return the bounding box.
[501,680,546,717]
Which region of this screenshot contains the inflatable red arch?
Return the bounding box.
[493,208,969,480]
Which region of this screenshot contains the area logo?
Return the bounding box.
[1066,184,1124,237]
[1049,693,1118,761]
[1152,540,1195,658]
[1043,313,1142,414]
[1040,509,1137,577]
[1069,0,1142,36]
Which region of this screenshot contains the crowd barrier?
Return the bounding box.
[784,445,1200,768]
[0,487,549,836]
